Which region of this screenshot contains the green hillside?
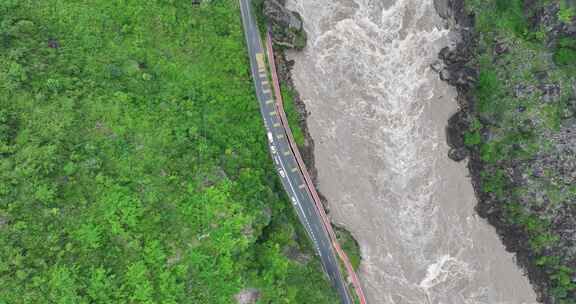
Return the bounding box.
[0,1,337,303]
[460,0,576,302]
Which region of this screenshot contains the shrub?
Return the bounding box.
[554,36,576,66]
[481,169,507,198]
[558,5,575,23]
[464,130,482,145]
[495,0,528,34]
[554,47,576,66]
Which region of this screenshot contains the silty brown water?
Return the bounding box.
[285,0,538,303]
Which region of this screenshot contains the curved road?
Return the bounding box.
[238,1,354,303]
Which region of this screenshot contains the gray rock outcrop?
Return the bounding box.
[234,288,260,304]
[262,0,307,49]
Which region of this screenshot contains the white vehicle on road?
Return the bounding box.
[267,132,274,143]
[270,145,277,154]
[278,168,286,178]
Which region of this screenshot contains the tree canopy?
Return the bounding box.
[0,0,337,303]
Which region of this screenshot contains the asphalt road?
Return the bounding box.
[238,1,352,303]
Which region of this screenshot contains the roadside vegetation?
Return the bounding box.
[0,0,338,303]
[462,0,576,301]
[280,85,306,148]
[335,227,361,271]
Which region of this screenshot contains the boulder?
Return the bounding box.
[440,65,478,88]
[263,0,307,49]
[434,0,474,29]
[234,288,260,304]
[446,111,469,149]
[263,0,302,30]
[448,147,469,161]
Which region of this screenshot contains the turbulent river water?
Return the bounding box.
[284,0,538,303]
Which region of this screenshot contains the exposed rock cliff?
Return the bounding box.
[260,0,307,49]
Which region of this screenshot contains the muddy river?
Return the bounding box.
[285,0,538,303]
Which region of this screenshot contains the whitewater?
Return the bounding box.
[285,0,538,303]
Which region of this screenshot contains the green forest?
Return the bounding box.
[0,0,338,303]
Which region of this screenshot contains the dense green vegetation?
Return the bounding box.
[464,0,576,302]
[335,228,361,271]
[280,85,305,148]
[0,0,338,303]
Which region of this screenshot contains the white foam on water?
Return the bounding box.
[292,0,451,265]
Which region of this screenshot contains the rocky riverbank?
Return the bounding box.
[436,0,576,302]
